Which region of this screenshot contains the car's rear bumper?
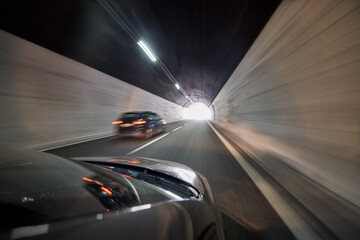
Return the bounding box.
[118,131,144,137]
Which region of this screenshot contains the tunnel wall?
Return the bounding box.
[212,0,360,211]
[0,30,182,150]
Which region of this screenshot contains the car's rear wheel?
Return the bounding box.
[145,128,153,139]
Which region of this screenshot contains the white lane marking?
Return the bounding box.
[39,134,117,152]
[126,133,170,155]
[184,122,189,125]
[172,126,183,132]
[208,121,320,240]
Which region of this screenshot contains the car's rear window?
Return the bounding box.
[122,113,141,118]
[120,113,154,120]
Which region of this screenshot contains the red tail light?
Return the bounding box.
[112,121,123,125]
[133,120,147,125]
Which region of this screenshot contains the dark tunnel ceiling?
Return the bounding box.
[0,0,280,106]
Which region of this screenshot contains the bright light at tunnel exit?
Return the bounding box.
[183,102,212,120]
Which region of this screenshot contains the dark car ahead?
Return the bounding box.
[0,146,224,240]
[112,111,166,139]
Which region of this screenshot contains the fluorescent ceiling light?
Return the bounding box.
[137,41,157,62]
[175,83,180,89]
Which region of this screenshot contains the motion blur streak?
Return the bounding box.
[127,160,140,164]
[0,30,183,150]
[121,174,133,178]
[82,177,93,182]
[10,224,49,240]
[137,41,157,62]
[112,121,123,125]
[208,122,319,240]
[132,120,146,125]
[212,0,360,238]
[0,0,359,239]
[101,187,113,195]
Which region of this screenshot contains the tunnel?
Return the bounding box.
[0,0,359,239]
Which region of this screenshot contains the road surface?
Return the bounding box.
[48,120,296,239]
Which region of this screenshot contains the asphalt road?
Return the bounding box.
[47,120,295,240]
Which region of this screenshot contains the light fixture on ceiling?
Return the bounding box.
[100,2,193,103]
[137,40,157,62]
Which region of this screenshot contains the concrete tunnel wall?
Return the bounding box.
[0,30,183,150]
[212,0,360,230]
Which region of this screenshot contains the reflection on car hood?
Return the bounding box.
[71,156,204,194]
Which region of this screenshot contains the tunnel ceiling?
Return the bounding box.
[0,0,280,106]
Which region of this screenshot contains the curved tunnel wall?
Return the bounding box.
[212,0,360,214]
[0,30,182,150]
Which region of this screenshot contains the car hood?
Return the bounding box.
[71,156,204,194]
